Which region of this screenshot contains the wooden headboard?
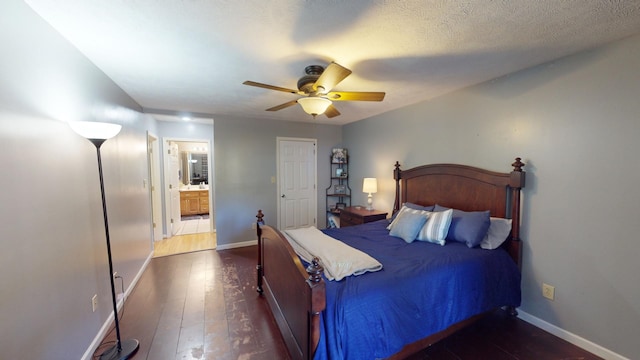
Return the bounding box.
[393,158,526,267]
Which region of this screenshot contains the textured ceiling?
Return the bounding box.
[25,0,640,125]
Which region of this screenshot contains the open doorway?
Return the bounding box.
[154,137,216,257]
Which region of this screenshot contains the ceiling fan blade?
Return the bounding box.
[326,91,386,101]
[324,104,341,118]
[266,100,299,111]
[243,80,299,94]
[314,62,352,93]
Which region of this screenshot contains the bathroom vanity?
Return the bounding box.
[179,188,209,216]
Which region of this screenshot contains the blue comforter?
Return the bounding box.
[313,220,521,360]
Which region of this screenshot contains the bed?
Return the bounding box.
[256,158,526,360]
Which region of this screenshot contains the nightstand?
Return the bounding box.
[339,206,388,227]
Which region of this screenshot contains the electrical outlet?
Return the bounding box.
[91,294,98,312]
[251,222,257,230]
[542,283,555,300]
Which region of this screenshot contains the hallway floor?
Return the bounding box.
[153,231,216,258]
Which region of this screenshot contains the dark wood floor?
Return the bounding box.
[99,247,602,360]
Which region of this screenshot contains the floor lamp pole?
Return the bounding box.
[91,139,139,360]
[69,121,139,359]
[89,139,140,360]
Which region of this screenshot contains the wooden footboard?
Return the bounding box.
[256,210,325,360]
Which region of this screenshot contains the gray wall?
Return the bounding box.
[213,115,342,246]
[0,1,154,358]
[152,116,342,243]
[344,34,640,359]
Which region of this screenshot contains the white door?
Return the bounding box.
[148,134,163,242]
[278,139,317,230]
[168,143,182,236]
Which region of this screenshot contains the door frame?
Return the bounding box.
[162,137,215,238]
[147,132,163,243]
[276,137,318,230]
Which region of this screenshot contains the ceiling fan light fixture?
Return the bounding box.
[297,97,331,117]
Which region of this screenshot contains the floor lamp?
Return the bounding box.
[69,121,139,360]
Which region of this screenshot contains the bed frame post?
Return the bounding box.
[508,158,526,271]
[306,257,325,356]
[256,209,265,294]
[393,161,401,214]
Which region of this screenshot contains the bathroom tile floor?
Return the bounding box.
[176,215,211,235]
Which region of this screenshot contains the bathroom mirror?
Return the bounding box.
[182,152,208,185]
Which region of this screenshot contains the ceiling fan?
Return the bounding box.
[243,62,385,118]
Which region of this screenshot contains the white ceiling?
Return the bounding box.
[25,0,640,125]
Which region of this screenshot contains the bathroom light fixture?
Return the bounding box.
[297,97,331,118]
[69,121,139,360]
[362,178,378,210]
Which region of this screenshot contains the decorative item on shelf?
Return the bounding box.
[69,121,140,360]
[335,168,343,177]
[340,171,348,178]
[363,177,378,210]
[336,202,346,210]
[331,148,347,163]
[334,184,346,194]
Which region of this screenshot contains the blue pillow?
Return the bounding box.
[434,205,490,248]
[404,202,435,212]
[389,210,428,243]
[389,202,434,224]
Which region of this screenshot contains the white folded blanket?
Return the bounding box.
[284,226,383,281]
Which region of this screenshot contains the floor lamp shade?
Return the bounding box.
[69,121,139,360]
[69,121,122,140]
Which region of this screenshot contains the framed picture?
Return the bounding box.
[336,202,346,210]
[331,148,347,164]
[335,168,343,177]
[334,184,346,194]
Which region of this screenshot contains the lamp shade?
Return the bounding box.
[363,178,378,194]
[297,97,332,116]
[69,121,122,140]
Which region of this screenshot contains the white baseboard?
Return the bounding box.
[81,251,154,360]
[216,239,257,250]
[517,310,629,360]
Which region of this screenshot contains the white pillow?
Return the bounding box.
[480,217,513,250]
[416,209,453,246]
